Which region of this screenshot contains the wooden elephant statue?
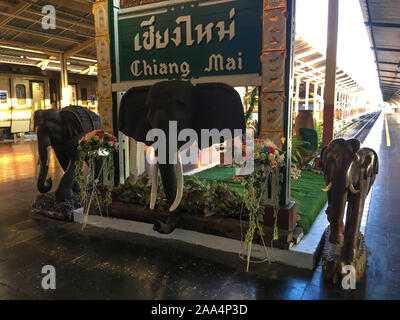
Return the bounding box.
[320,138,378,263]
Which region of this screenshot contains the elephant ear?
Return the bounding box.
[319,145,328,171]
[362,147,379,176]
[346,138,361,154]
[33,110,45,130]
[193,83,246,148]
[119,86,152,145]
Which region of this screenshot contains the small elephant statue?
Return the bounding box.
[119,80,246,234]
[34,106,100,202]
[320,138,378,262]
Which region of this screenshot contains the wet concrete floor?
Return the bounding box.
[0,114,399,299]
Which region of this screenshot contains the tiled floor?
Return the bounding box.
[0,113,399,299]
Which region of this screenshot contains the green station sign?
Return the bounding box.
[118,0,262,82]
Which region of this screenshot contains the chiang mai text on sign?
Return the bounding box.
[118,0,262,81]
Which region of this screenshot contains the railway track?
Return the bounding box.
[338,111,381,143]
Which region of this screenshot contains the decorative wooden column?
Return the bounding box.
[322,0,339,146]
[260,0,296,206]
[93,0,113,132]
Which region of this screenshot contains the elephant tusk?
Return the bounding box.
[149,164,159,210]
[349,184,360,194]
[169,151,184,212]
[321,182,332,192]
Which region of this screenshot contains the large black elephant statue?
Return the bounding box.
[320,138,378,262]
[119,80,245,234]
[34,106,100,202]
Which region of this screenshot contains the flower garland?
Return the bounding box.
[75,130,118,228]
[241,138,285,271]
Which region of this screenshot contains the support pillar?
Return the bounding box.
[305,80,310,110]
[320,84,324,121]
[313,82,318,112]
[60,52,69,108]
[322,0,339,147]
[295,76,301,116]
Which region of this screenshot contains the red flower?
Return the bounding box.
[268,146,275,153]
[97,133,104,138]
[242,141,246,146]
[270,160,278,167]
[110,136,116,142]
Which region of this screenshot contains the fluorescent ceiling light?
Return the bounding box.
[0,45,44,54]
[70,56,97,63]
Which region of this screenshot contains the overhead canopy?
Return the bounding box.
[359,0,400,104]
[0,0,97,75]
[295,37,363,94]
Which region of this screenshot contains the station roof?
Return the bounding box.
[0,0,366,94]
[359,0,400,104]
[0,0,97,75]
[294,37,363,95]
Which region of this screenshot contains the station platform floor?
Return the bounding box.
[0,110,399,300]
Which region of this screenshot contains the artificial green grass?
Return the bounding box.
[186,166,327,234]
[290,170,327,233]
[185,167,244,194]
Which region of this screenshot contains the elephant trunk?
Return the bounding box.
[325,185,348,244]
[37,129,52,193]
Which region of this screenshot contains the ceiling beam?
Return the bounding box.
[0,39,62,55]
[22,0,93,25]
[365,22,400,28]
[295,50,317,60]
[373,47,400,53]
[295,56,326,70]
[0,11,94,38]
[64,39,95,58]
[0,2,31,28]
[379,69,399,73]
[24,8,94,31]
[0,39,96,61]
[380,76,399,80]
[376,61,400,65]
[0,25,81,43]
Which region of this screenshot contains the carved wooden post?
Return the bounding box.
[93,0,114,132]
[260,0,295,207]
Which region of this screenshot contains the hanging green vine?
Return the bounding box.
[241,138,285,271]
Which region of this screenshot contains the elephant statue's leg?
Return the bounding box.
[55,148,79,202]
[53,146,69,171]
[53,147,80,193]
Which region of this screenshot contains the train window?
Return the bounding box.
[0,91,7,104]
[81,88,88,101]
[16,84,26,105]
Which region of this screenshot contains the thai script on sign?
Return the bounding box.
[133,8,236,51]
